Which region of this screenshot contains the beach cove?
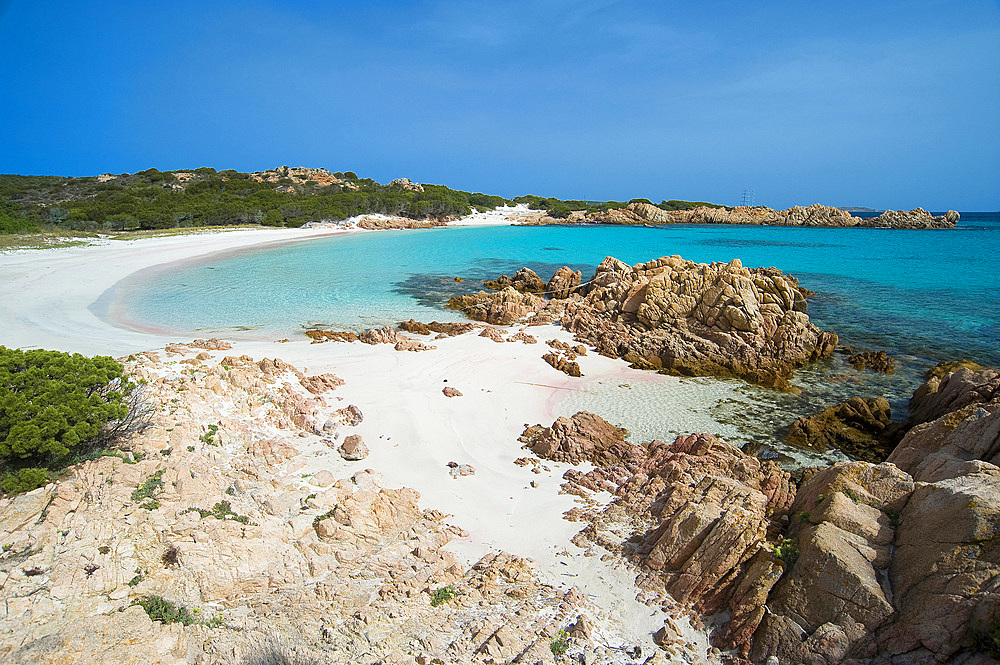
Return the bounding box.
[1,212,998,664]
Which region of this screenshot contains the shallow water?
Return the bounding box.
[116,214,1000,463]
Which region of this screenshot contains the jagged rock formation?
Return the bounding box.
[785,396,894,461]
[546,366,1000,664]
[546,266,583,299]
[448,255,838,388]
[0,348,641,664]
[845,350,895,374]
[539,202,959,229]
[446,287,547,325]
[562,256,837,389]
[484,267,547,293]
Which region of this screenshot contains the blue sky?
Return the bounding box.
[1,1,997,209]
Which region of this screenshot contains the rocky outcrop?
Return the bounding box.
[785,396,894,461]
[545,376,1000,664]
[865,208,959,229]
[907,361,998,428]
[520,412,629,465]
[484,267,546,293]
[0,350,638,665]
[548,202,959,229]
[337,434,369,461]
[398,319,476,336]
[845,350,895,374]
[446,287,547,325]
[750,462,913,664]
[546,266,583,299]
[356,215,444,230]
[560,255,837,389]
[542,351,582,377]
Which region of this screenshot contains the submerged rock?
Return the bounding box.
[845,350,895,374]
[785,396,894,461]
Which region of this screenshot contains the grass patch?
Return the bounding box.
[131,469,165,510]
[200,424,219,446]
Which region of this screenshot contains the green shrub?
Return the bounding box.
[131,595,197,625]
[132,469,165,506]
[0,347,149,495]
[550,630,570,657]
[771,538,800,567]
[430,585,457,607]
[0,467,49,494]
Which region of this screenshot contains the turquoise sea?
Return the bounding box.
[114,213,1000,457]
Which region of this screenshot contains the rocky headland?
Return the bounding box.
[449,255,838,389]
[522,355,999,664]
[525,202,960,229]
[0,345,660,665]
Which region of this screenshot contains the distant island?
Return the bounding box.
[837,206,882,213]
[0,166,958,236]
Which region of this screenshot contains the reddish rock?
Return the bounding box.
[338,434,369,461]
[542,351,582,377]
[785,396,894,461]
[546,266,583,299]
[447,287,547,326]
[559,255,837,389]
[300,373,344,395]
[442,386,463,398]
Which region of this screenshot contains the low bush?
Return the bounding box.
[0,347,151,495]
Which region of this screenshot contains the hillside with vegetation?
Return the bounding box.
[0,166,725,235]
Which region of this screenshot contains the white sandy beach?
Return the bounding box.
[0,221,722,658]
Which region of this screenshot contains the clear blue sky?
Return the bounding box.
[1,1,998,210]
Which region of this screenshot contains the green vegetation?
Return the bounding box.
[771,538,800,567]
[0,167,727,236]
[184,499,253,525]
[131,469,165,510]
[513,194,727,219]
[550,630,571,657]
[430,585,457,607]
[0,169,508,233]
[312,508,337,529]
[130,594,222,628]
[0,347,149,495]
[200,423,219,446]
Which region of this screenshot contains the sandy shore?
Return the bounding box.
[0,222,722,657]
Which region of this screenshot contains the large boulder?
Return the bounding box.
[546,266,582,299]
[785,396,894,461]
[878,468,1000,663]
[446,287,547,325]
[907,362,999,428]
[560,255,837,388]
[750,462,914,664]
[483,267,546,293]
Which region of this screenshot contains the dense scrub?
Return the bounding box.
[512,194,727,218]
[0,166,726,234]
[0,168,508,233]
[0,347,149,494]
